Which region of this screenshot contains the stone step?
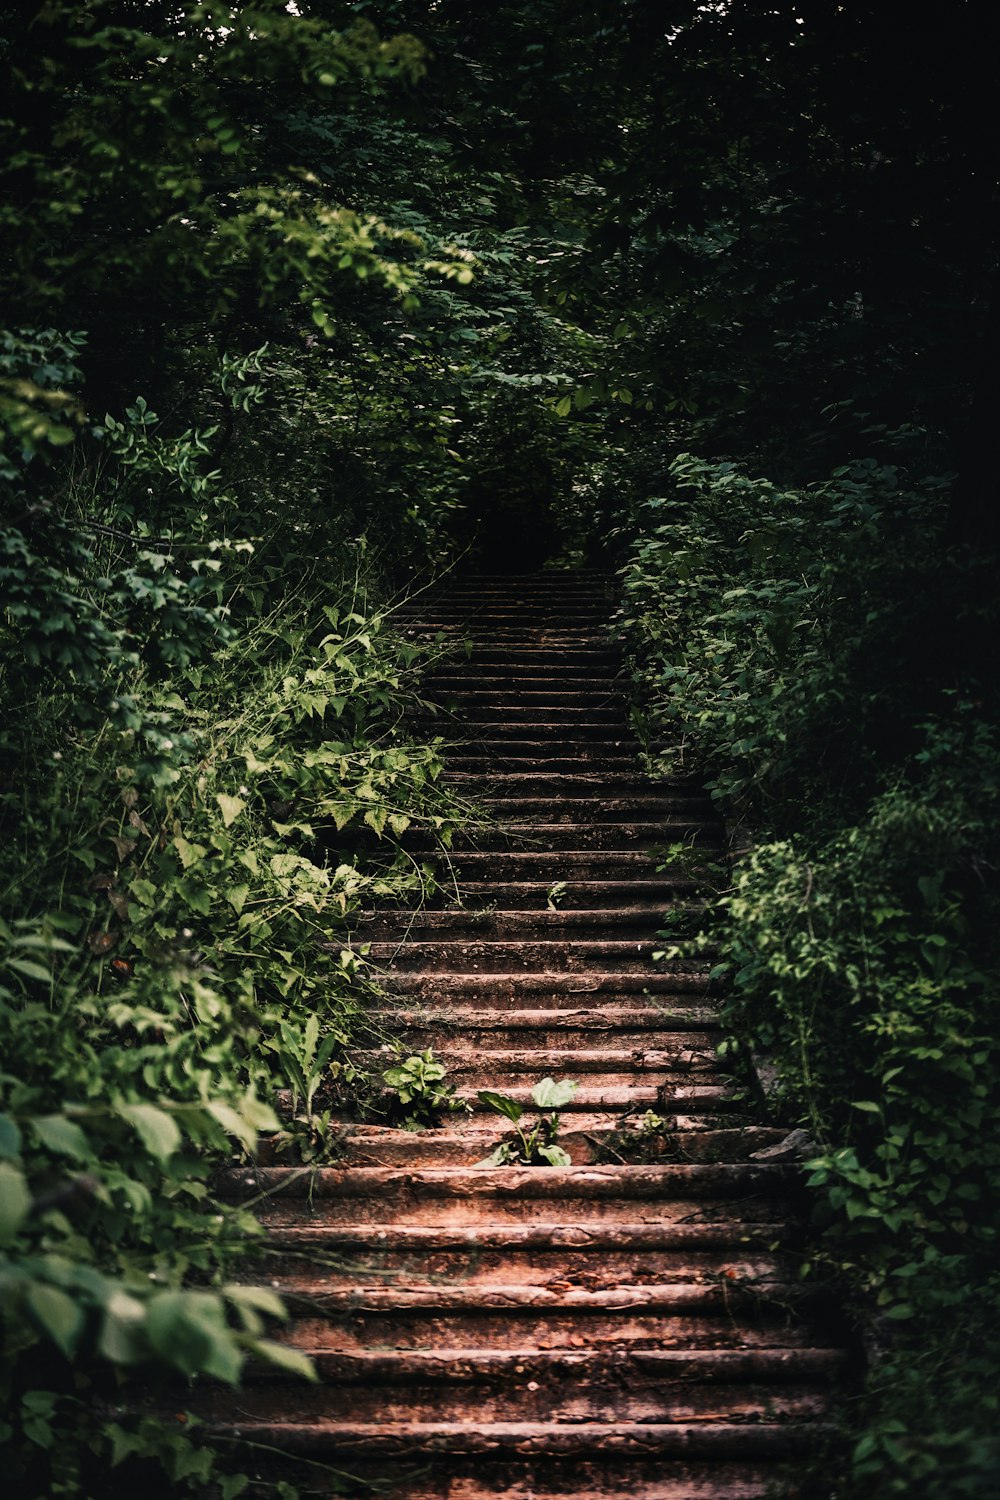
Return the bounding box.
[365,938,706,973]
[238,1458,803,1500]
[357,907,699,937]
[198,1383,829,1428]
[441,823,719,851]
[206,1418,832,1463]
[374,1003,722,1035]
[426,879,694,907]
[380,971,716,1005]
[434,852,707,880]
[264,1124,784,1168]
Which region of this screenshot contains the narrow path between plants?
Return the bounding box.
[215,572,846,1499]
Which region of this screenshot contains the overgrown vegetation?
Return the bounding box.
[2,1,997,1495]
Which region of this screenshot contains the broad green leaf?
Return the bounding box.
[477,1089,523,1123]
[98,1289,148,1365]
[118,1103,181,1161]
[254,1339,317,1381]
[531,1077,579,1111]
[32,1114,90,1161]
[146,1290,242,1382]
[5,957,54,983]
[476,1143,517,1167]
[26,1281,84,1356]
[537,1144,572,1167]
[173,835,207,870]
[0,1162,30,1244]
[0,1114,22,1158]
[215,793,247,827]
[226,883,250,915]
[224,1283,287,1320]
[207,1100,256,1148]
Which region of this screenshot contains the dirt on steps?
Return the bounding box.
[194,573,848,1497]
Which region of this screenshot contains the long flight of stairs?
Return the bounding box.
[213,572,845,1498]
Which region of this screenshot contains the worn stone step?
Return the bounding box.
[441,653,622,673]
[239,1458,801,1500]
[227,1163,795,1207]
[194,1372,829,1426]
[435,852,706,880]
[430,674,625,692]
[432,686,625,703]
[375,1004,722,1035]
[442,823,719,851]
[358,907,700,938]
[360,1042,724,1078]
[467,800,711,827]
[262,1240,792,1287]
[366,938,705,973]
[288,1124,785,1168]
[442,771,676,791]
[381,971,715,1005]
[261,1222,797,1256]
[430,880,693,908]
[445,736,641,756]
[209,1419,830,1462]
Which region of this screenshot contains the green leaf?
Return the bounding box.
[207,1100,256,1148]
[32,1114,90,1161]
[254,1339,317,1381]
[0,1162,30,1244]
[26,1282,84,1356]
[537,1144,572,1167]
[224,1284,287,1320]
[5,957,54,983]
[531,1077,579,1111]
[475,1143,517,1166]
[98,1289,148,1365]
[146,1290,242,1382]
[118,1103,181,1161]
[477,1089,523,1123]
[0,1114,22,1158]
[215,793,247,828]
[226,883,250,915]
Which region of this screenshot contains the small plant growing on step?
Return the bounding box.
[382,1050,469,1131]
[476,1077,579,1166]
[545,880,568,910]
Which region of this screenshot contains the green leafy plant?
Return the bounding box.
[476,1077,579,1166]
[381,1051,468,1131]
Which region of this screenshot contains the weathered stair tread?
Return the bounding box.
[272,1125,779,1168]
[264,1222,797,1252]
[208,1419,832,1457]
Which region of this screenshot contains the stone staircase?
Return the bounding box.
[212,572,846,1498]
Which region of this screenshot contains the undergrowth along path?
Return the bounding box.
[217,572,848,1498]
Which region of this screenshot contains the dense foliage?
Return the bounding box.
[2,1,997,1496]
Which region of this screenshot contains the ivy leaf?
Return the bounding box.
[117,1103,181,1161]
